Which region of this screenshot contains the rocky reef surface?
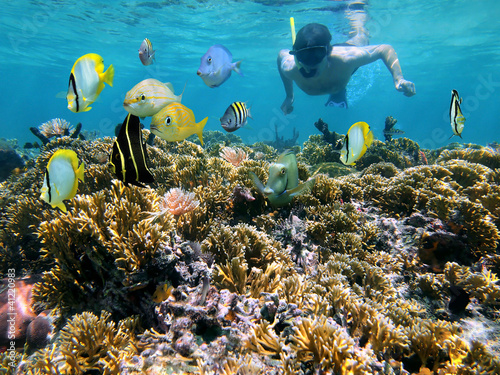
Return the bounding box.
[1,130,500,374]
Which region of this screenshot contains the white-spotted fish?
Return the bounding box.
[40,149,85,212]
[249,150,316,207]
[67,53,114,113]
[109,113,155,188]
[150,102,208,145]
[220,101,252,132]
[139,38,155,66]
[123,78,183,118]
[339,121,374,166]
[197,44,242,88]
[449,89,465,139]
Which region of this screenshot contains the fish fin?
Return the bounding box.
[233,60,243,76]
[246,104,252,119]
[103,64,115,87]
[196,117,208,146]
[54,202,67,213]
[82,106,92,112]
[165,82,175,92]
[76,162,85,182]
[55,91,67,99]
[178,81,187,103]
[249,171,266,194]
[325,90,348,109]
[288,176,317,198]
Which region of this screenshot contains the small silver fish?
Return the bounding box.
[197,44,242,88]
[139,38,155,66]
[220,101,252,132]
[449,89,465,139]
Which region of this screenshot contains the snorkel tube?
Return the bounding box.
[290,17,296,46]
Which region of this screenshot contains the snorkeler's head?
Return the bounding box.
[290,23,332,67]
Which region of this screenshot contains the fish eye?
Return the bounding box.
[227,119,232,123]
[141,94,146,101]
[165,116,172,125]
[280,168,286,175]
[207,57,212,63]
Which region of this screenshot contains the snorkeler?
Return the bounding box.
[278,3,415,113]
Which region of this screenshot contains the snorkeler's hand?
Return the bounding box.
[396,79,416,97]
[281,97,294,115]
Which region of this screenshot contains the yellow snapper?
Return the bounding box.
[249,150,316,207]
[67,53,114,113]
[150,102,208,145]
[123,78,183,118]
[339,121,374,166]
[449,89,465,139]
[40,149,85,212]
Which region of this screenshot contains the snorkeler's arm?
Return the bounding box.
[278,50,295,114]
[350,44,416,96]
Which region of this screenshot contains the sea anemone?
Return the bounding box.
[161,187,200,216]
[220,146,248,167]
[38,118,74,139]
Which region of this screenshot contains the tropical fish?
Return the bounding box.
[109,113,155,187]
[138,38,155,66]
[152,282,174,303]
[67,53,114,113]
[40,149,84,212]
[449,89,465,139]
[220,101,252,132]
[197,44,242,88]
[339,121,374,166]
[150,102,208,145]
[249,150,316,207]
[123,78,183,118]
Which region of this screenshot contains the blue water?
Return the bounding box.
[1,0,500,149]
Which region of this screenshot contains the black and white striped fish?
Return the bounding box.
[449,89,465,139]
[220,101,252,132]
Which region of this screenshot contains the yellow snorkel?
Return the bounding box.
[290,17,296,46]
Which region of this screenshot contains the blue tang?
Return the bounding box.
[197,44,242,88]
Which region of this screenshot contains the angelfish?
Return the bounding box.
[339,121,374,166]
[449,89,465,139]
[249,150,316,207]
[138,38,155,66]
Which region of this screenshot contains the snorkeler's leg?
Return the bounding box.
[345,1,369,46]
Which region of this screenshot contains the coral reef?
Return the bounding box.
[1,130,500,374]
[383,115,405,142]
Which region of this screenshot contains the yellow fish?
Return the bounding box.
[67,53,114,113]
[151,102,208,145]
[339,121,374,165]
[40,149,85,212]
[152,283,174,303]
[123,78,183,118]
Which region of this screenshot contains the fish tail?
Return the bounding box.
[76,162,85,182]
[365,128,374,147]
[196,117,208,146]
[246,103,253,119]
[233,60,243,76]
[103,64,115,87]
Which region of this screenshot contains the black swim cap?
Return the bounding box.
[292,23,332,51]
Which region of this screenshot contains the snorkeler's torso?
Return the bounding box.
[280,48,356,96]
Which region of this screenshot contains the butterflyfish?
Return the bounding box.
[339,121,374,166]
[150,102,208,146]
[109,113,155,188]
[66,53,114,113]
[449,89,465,139]
[40,149,84,213]
[139,38,155,66]
[123,78,184,118]
[220,101,252,133]
[249,150,316,207]
[197,44,243,88]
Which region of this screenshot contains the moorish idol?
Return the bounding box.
[109,113,154,187]
[449,89,465,139]
[339,121,374,166]
[249,150,316,207]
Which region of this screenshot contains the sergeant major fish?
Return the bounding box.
[220,101,252,132]
[197,44,242,88]
[449,89,465,139]
[339,121,374,166]
[123,78,184,118]
[67,53,114,113]
[40,149,85,212]
[150,102,208,146]
[249,150,316,207]
[139,38,155,66]
[109,113,155,188]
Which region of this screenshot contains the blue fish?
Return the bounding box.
[197,44,242,88]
